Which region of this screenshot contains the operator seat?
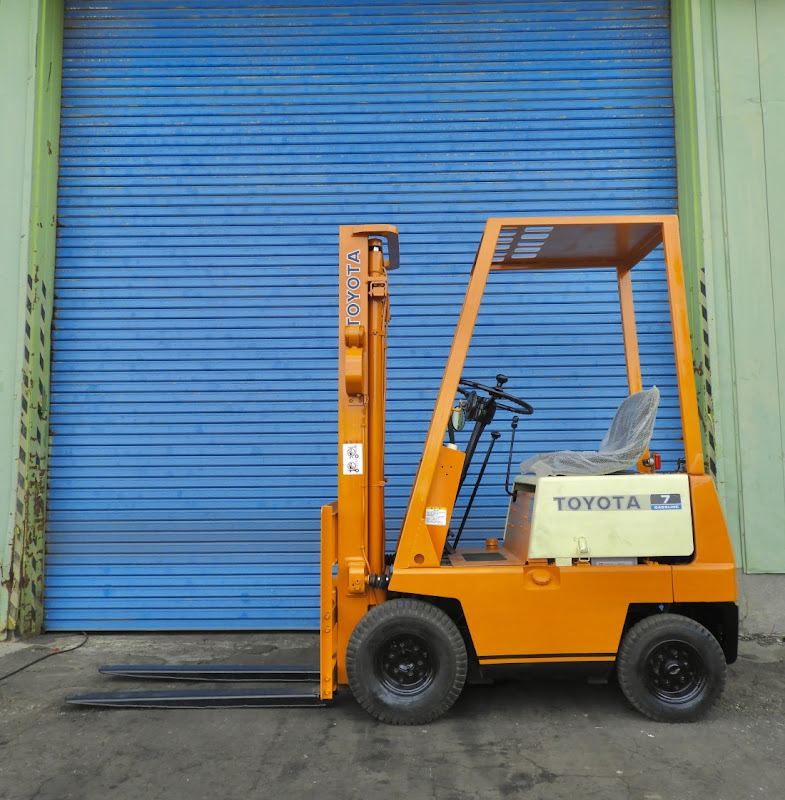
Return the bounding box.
[519,386,660,477]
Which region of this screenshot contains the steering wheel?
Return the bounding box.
[457,374,534,415]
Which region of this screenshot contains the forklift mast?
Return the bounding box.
[321,225,400,695]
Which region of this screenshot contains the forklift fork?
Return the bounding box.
[66,664,326,709]
[66,500,342,709]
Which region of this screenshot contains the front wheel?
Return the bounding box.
[616,613,727,722]
[346,598,468,725]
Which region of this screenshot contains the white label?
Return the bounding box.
[425,507,448,526]
[342,443,363,475]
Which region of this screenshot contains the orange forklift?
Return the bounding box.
[68,216,738,724]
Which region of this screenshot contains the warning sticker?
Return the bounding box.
[342,443,363,475]
[425,507,448,526]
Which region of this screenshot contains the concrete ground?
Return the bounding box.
[1,629,784,800]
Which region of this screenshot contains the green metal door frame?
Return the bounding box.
[0,0,63,639]
[671,0,742,552]
[672,0,785,572]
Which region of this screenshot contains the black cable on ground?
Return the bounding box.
[0,632,89,683]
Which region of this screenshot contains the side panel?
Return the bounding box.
[503,490,534,560]
[671,474,736,603]
[529,474,693,559]
[390,564,673,661]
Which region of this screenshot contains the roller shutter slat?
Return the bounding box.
[47,0,678,630]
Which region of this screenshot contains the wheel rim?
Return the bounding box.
[375,633,436,695]
[643,640,707,704]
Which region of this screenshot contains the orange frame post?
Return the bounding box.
[661,217,705,475]
[393,221,502,570]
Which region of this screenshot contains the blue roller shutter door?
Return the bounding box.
[48,0,678,630]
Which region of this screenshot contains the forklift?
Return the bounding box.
[68,216,738,724]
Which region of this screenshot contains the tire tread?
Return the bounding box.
[617,613,726,723]
[346,598,468,725]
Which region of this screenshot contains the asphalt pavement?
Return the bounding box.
[1,631,783,800]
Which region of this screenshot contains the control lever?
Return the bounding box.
[505,416,519,496]
[452,431,501,551]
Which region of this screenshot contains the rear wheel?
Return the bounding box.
[346,598,468,725]
[617,613,726,722]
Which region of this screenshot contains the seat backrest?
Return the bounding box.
[518,386,660,476]
[598,385,660,458]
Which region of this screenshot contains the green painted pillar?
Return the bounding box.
[0,0,63,638]
[671,0,743,557]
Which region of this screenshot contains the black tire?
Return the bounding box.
[617,613,727,722]
[346,598,468,725]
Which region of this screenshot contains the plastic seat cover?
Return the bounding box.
[519,386,660,476]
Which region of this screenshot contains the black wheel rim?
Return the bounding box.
[643,640,707,704]
[375,633,436,695]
